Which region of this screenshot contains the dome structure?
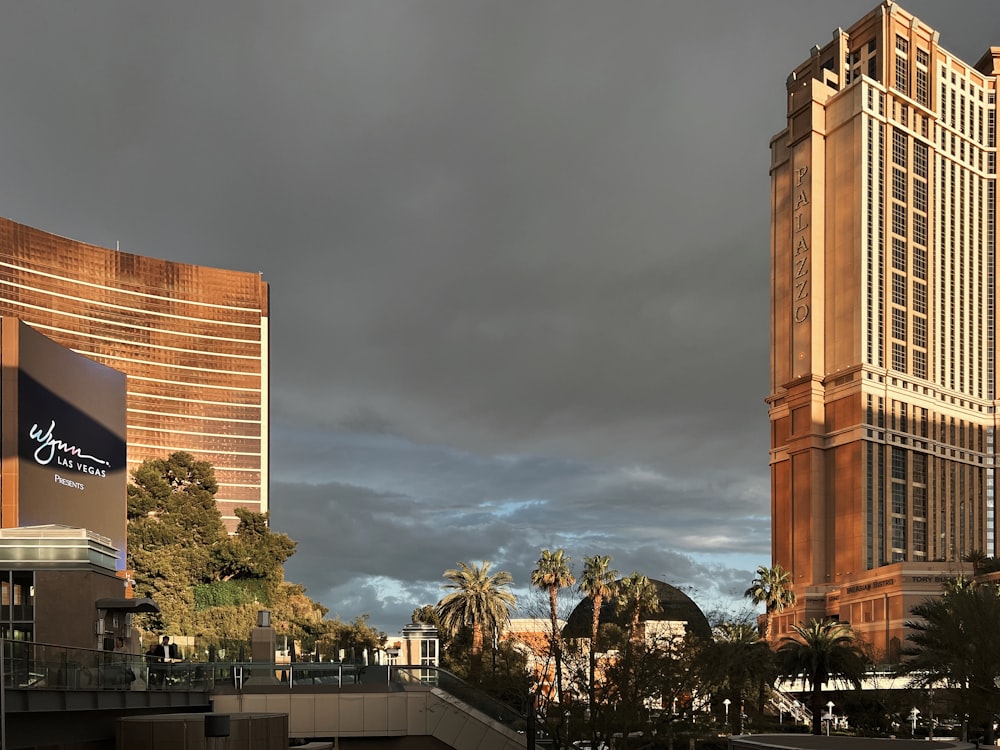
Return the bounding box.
[562,578,711,641]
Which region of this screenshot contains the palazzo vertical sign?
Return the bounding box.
[791,154,813,379]
[793,164,811,324]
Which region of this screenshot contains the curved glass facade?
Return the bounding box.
[0,217,269,526]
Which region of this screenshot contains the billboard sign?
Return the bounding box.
[7,320,127,567]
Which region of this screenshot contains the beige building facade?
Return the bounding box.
[768,1,999,657]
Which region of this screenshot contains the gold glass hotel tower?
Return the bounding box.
[769,2,1000,655]
[0,217,269,528]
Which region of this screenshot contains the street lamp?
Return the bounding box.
[824,701,835,736]
[723,698,731,732]
[910,707,920,737]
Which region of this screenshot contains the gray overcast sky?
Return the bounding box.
[1,1,998,634]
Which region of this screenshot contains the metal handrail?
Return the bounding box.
[1,637,527,736]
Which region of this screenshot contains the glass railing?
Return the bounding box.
[1,638,529,735]
[393,666,528,734]
[2,640,168,690]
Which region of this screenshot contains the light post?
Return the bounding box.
[909,707,920,737]
[824,701,835,736]
[723,698,731,732]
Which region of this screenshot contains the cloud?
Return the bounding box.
[1,0,998,633]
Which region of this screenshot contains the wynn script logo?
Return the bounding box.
[28,420,111,477]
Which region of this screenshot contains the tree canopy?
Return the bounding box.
[127,452,332,651]
[902,580,1000,742]
[436,560,517,680]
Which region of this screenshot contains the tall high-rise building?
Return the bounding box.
[0,216,269,528]
[769,2,998,656]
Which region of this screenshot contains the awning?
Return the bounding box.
[95,597,160,614]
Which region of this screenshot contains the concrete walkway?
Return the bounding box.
[729,734,975,750]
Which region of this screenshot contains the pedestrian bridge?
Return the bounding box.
[2,641,529,749]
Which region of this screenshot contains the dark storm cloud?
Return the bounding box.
[0,0,998,632]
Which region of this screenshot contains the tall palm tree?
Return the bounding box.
[436,561,517,680]
[614,572,661,647]
[531,548,575,705]
[578,555,618,713]
[776,619,867,735]
[744,564,795,640]
[902,580,1000,743]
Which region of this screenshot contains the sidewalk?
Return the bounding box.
[729,734,975,750]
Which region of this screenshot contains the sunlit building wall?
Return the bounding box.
[0,216,269,526]
[768,2,997,657]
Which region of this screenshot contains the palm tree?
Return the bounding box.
[436,561,517,680]
[744,564,795,640]
[902,580,1000,743]
[614,572,661,647]
[962,549,989,576]
[696,620,776,734]
[531,548,575,705]
[578,555,618,713]
[776,619,867,735]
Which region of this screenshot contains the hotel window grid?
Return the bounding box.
[914,247,927,279]
[892,273,906,306]
[916,48,929,106]
[894,36,909,95]
[913,315,927,348]
[892,131,907,168]
[892,238,906,271]
[0,218,270,527]
[892,342,907,373]
[914,176,927,212]
[892,168,907,203]
[892,308,906,341]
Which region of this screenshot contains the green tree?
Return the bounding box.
[776,619,867,735]
[214,507,297,582]
[531,548,575,705]
[127,453,228,631]
[578,555,618,714]
[316,614,386,662]
[601,623,691,743]
[614,572,660,646]
[127,453,327,651]
[962,549,989,576]
[436,561,517,681]
[902,580,1000,743]
[744,564,795,640]
[695,619,776,734]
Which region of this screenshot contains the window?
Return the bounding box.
[892,483,907,514]
[913,520,927,554]
[913,212,927,247]
[893,341,907,372]
[892,445,906,478]
[913,178,927,213]
[895,55,909,95]
[916,68,928,105]
[913,282,927,314]
[913,315,927,348]
[892,203,907,237]
[913,141,927,178]
[893,274,907,305]
[893,237,907,271]
[893,130,907,167]
[913,349,927,379]
[893,168,907,202]
[893,307,906,340]
[913,246,927,279]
